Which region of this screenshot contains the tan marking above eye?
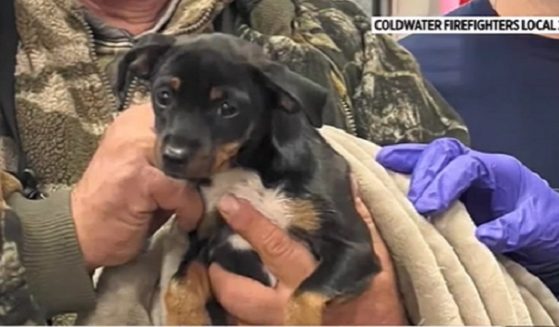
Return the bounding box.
[169,77,181,91]
[209,87,225,101]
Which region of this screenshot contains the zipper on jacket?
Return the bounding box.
[288,7,359,136]
[175,0,218,35]
[291,34,358,136]
[119,77,139,111]
[71,11,120,113]
[70,0,218,113]
[340,97,357,136]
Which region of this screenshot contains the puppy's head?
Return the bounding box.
[117,33,328,180]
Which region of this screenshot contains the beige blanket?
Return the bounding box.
[79,126,559,326]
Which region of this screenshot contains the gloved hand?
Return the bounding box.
[376,138,559,295]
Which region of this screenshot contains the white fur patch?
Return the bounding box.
[227,234,253,250]
[200,168,294,231]
[155,168,288,323]
[200,168,292,286]
[263,266,278,287]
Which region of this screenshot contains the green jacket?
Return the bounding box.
[0,0,469,324]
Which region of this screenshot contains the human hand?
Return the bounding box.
[376,138,559,274]
[208,182,407,325]
[71,104,203,270]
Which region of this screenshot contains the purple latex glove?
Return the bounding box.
[376,138,559,281]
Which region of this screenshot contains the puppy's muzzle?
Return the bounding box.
[162,145,189,164]
[159,141,213,180]
[161,144,190,178]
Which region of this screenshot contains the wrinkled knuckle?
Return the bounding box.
[112,166,136,187]
[143,166,161,181]
[139,167,162,191]
[261,228,292,258]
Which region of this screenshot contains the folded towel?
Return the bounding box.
[78,126,559,325]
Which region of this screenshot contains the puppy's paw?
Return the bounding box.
[164,261,211,325]
[0,171,21,203]
[285,292,327,325]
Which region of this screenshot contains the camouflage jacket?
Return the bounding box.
[0,0,469,324]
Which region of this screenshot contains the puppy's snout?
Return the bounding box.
[159,133,210,179]
[162,144,189,164]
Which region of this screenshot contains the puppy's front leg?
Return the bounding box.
[164,260,212,325]
[284,241,379,325]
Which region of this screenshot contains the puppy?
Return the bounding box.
[116,33,380,325]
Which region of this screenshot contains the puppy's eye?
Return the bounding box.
[217,102,239,118]
[155,89,173,108]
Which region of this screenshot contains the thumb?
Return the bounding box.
[144,166,204,231]
[475,199,537,253]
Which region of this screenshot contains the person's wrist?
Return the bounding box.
[70,185,103,271]
[9,190,96,316]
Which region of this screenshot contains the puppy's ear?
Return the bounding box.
[115,34,176,97]
[255,60,327,128]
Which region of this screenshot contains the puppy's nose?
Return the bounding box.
[162,145,189,163]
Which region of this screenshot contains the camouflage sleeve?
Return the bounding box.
[0,85,45,323]
[0,107,20,174]
[237,0,470,145]
[0,172,45,325]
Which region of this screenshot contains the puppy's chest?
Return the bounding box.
[197,168,304,250]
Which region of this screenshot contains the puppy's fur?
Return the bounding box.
[117,33,380,325]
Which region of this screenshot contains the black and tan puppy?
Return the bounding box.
[116,33,380,325]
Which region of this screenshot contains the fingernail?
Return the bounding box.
[219,194,240,217]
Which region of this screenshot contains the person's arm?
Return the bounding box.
[3,191,96,322]
[0,104,204,324]
[0,189,49,325]
[1,189,99,325]
[237,0,470,145]
[0,98,95,323]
